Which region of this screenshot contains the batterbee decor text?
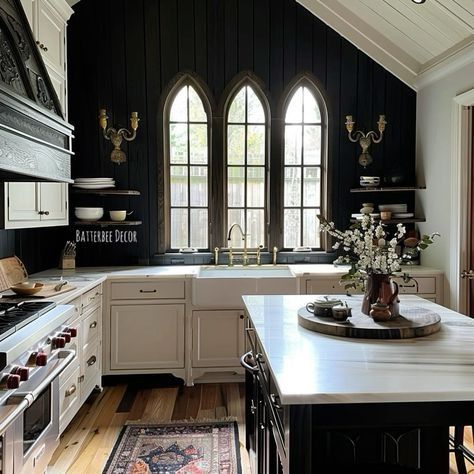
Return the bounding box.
[76,229,138,243]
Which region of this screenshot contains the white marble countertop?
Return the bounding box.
[0,263,442,307]
[27,263,441,280]
[243,294,474,405]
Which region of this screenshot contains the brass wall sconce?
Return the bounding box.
[345,115,387,167]
[98,108,139,164]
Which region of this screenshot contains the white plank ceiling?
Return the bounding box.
[297,0,474,89]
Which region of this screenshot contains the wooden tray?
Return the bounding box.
[30,284,76,298]
[298,306,441,339]
[2,284,76,299]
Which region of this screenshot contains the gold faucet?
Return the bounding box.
[227,223,247,266]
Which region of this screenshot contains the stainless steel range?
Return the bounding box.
[0,301,76,473]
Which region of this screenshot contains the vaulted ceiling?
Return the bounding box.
[297,0,473,90]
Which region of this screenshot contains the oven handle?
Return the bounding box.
[0,398,29,434]
[8,349,75,405]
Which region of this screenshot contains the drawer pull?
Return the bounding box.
[139,289,157,293]
[87,355,97,367]
[78,375,84,383]
[65,384,77,397]
[89,321,97,329]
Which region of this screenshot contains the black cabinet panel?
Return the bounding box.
[64,0,417,266]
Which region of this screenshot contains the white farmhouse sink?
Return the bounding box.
[197,265,294,278]
[192,265,298,308]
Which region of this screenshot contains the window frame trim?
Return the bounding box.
[279,74,330,252]
[161,73,214,253]
[221,73,272,250]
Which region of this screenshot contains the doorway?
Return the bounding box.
[452,90,474,315]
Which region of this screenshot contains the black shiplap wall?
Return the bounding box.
[68,0,417,266]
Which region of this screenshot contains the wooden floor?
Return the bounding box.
[48,382,474,473]
[451,427,474,474]
[48,382,250,473]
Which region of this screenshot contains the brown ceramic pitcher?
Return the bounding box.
[361,274,400,318]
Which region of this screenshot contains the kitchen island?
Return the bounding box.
[242,294,474,473]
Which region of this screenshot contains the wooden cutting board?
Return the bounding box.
[0,256,28,291]
[298,306,441,339]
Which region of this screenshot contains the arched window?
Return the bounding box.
[283,82,326,249]
[225,84,267,248]
[167,82,210,250]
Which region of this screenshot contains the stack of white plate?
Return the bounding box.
[378,203,407,213]
[73,178,115,189]
[360,176,380,187]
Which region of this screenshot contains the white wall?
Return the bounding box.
[416,61,474,308]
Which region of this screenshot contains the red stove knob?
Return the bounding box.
[6,374,20,389]
[59,332,71,343]
[36,352,47,366]
[52,337,66,349]
[10,366,29,381]
[67,327,77,338]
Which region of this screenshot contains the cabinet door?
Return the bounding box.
[110,304,185,370]
[192,310,245,367]
[35,0,65,75]
[39,182,68,221]
[6,182,40,221]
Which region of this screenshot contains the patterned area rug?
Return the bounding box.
[103,421,242,474]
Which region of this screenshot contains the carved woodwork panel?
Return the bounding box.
[0,127,71,180]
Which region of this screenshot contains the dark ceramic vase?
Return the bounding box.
[361,274,400,318]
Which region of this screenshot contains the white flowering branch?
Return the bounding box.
[318,215,439,290]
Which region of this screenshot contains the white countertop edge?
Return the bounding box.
[278,391,474,405]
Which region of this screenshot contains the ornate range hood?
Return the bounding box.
[0,0,73,182]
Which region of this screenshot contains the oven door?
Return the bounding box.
[8,349,75,474]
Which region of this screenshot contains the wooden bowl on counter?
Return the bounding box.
[10,282,44,296]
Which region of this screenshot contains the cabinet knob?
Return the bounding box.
[38,210,50,216]
[87,355,97,366]
[35,40,47,51]
[89,321,97,329]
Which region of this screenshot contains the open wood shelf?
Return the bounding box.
[73,220,142,226]
[71,189,141,196]
[350,186,426,193]
[350,217,426,224]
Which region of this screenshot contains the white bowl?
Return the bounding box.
[109,210,126,221]
[74,207,104,221]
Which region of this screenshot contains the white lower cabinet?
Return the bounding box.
[304,272,443,304]
[110,304,185,370]
[192,310,245,368]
